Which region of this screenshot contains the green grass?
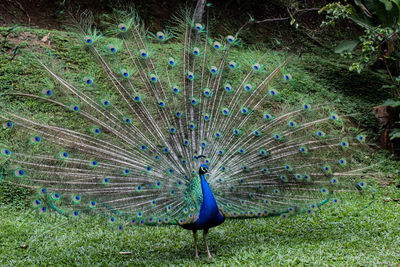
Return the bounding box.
[0,189,399,266]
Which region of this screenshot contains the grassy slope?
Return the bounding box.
[0,27,400,266]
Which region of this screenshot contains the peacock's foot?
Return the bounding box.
[206,247,212,259]
[206,254,214,262]
[203,229,212,260]
[193,230,199,259]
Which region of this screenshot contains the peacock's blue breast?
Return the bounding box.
[193,175,225,229]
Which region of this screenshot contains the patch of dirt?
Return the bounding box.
[0,0,180,30]
[6,31,49,46]
[0,0,354,49]
[3,30,53,58]
[0,0,67,29]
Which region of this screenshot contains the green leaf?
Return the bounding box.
[350,13,374,28]
[389,128,400,140]
[379,0,393,11]
[382,98,400,106]
[374,0,398,26]
[334,40,359,53]
[381,85,396,89]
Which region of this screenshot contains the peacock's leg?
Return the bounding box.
[203,228,212,259]
[193,230,199,258]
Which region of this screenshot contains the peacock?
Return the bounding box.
[0,5,375,259]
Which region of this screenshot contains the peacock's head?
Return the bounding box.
[199,164,209,175]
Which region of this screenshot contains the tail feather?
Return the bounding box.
[0,7,376,228]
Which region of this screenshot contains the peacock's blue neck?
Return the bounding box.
[194,174,224,229]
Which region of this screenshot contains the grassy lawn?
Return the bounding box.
[0,188,399,266]
[0,26,400,266]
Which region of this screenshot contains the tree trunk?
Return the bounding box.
[373,105,400,154]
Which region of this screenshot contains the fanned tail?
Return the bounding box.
[0,6,377,229]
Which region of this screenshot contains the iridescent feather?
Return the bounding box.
[0,6,376,259]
